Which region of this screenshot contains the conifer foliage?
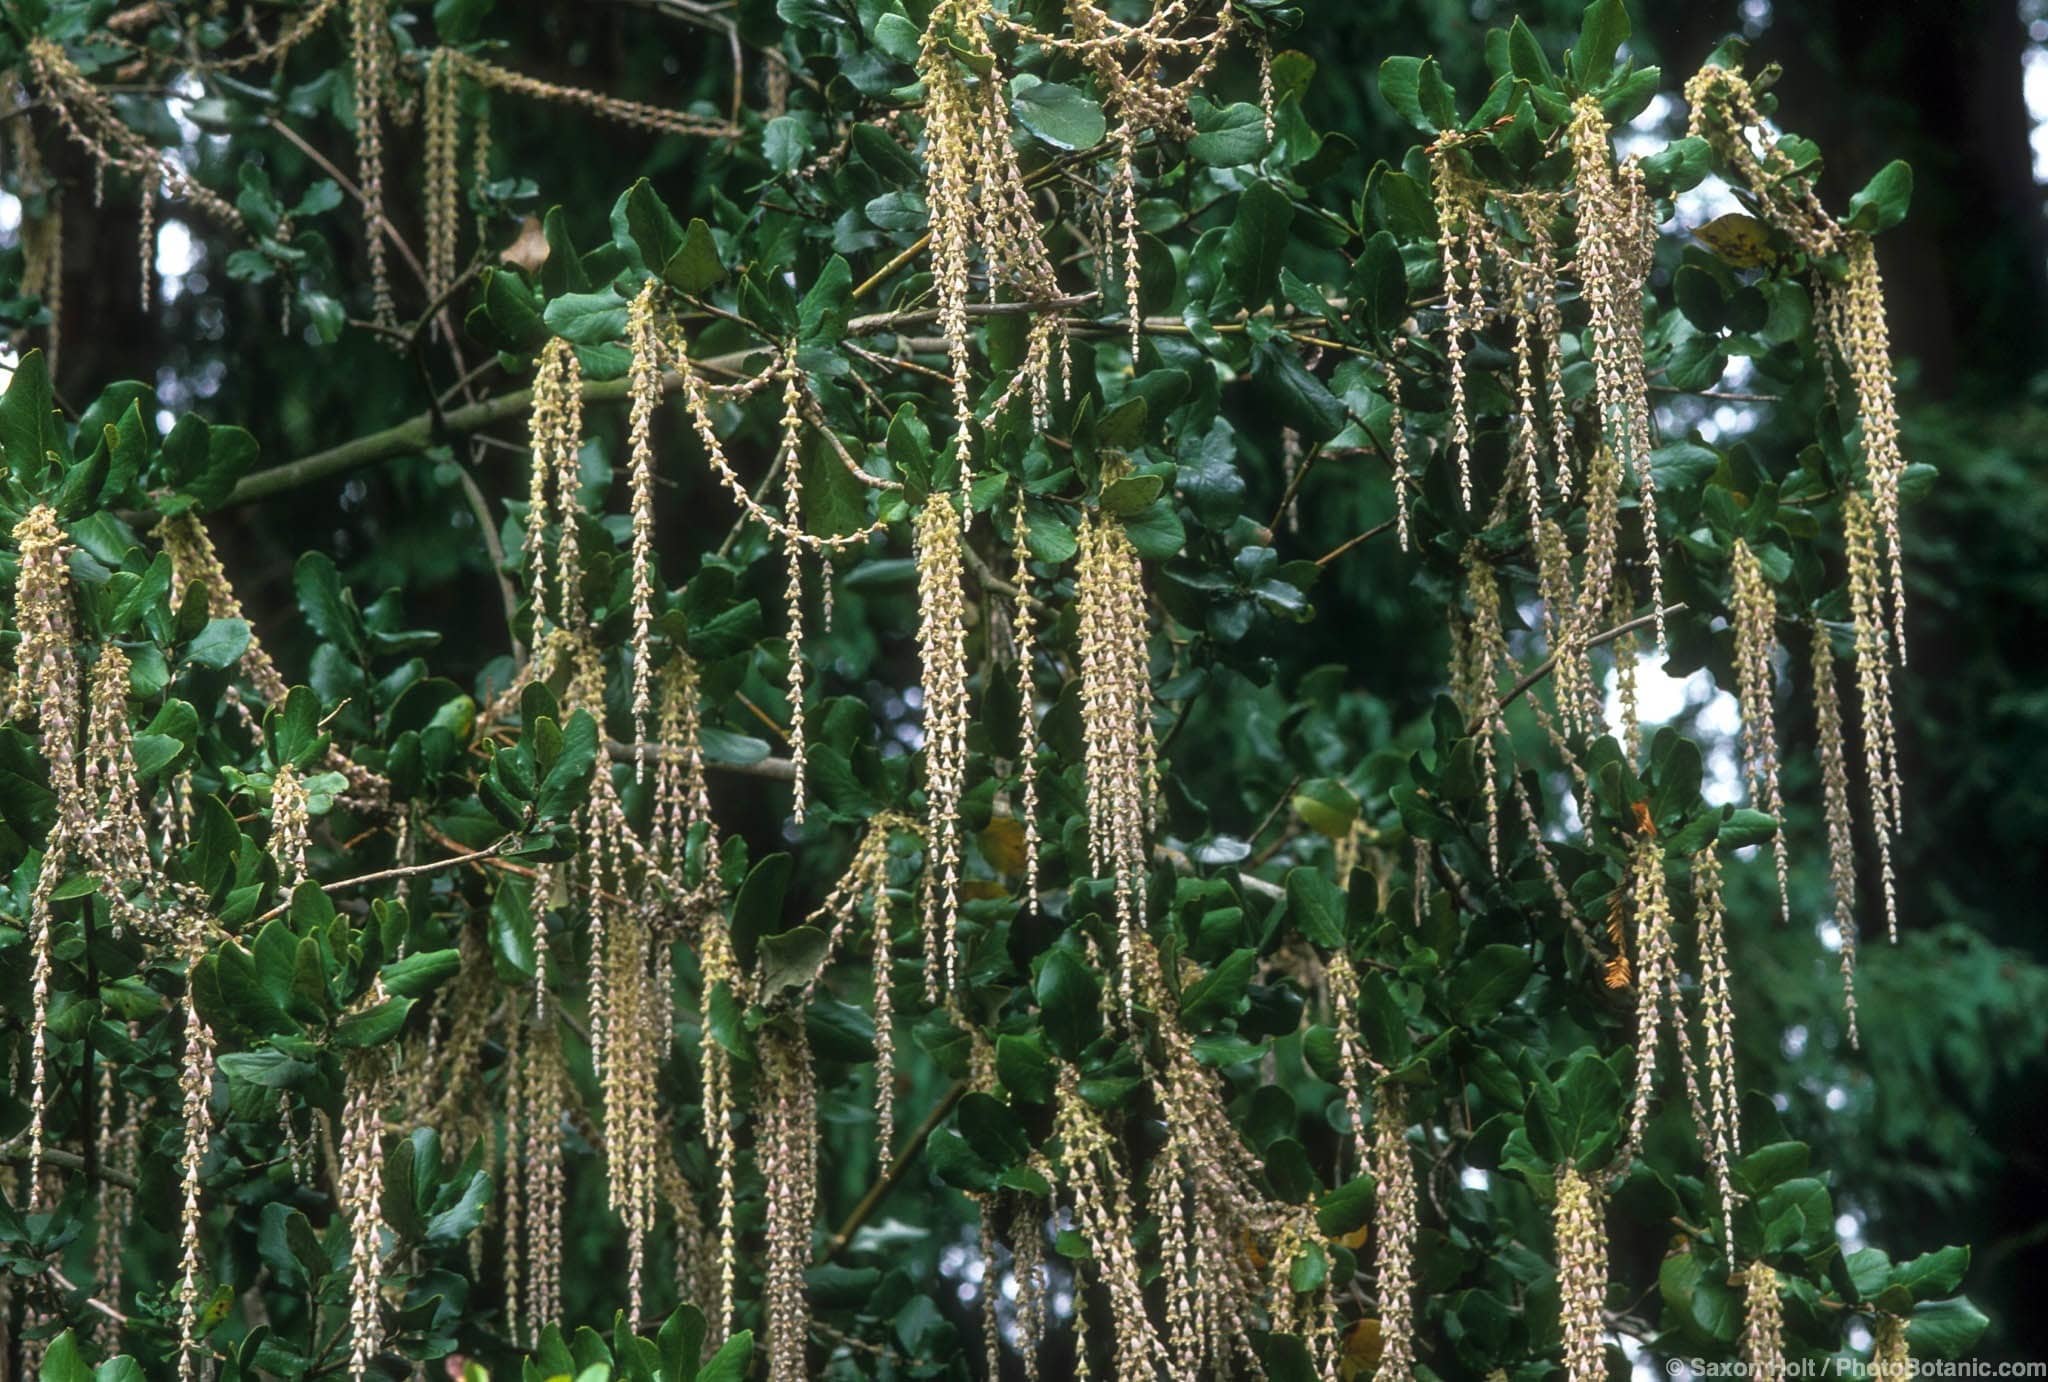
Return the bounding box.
[0,0,1987,1377]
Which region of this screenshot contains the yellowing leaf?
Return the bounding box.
[978,816,1028,877]
[1692,213,1778,269]
[1341,1318,1384,1380]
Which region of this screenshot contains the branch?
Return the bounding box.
[3,1145,138,1191]
[605,738,798,782]
[1314,517,1398,567]
[249,839,513,924]
[221,291,1091,508]
[820,1080,968,1261]
[1471,603,1686,736]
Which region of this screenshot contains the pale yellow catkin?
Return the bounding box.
[915,494,971,998]
[1730,540,1792,923]
[626,280,664,781]
[1554,1166,1609,1382]
[346,0,395,326]
[1812,628,1862,1046]
[1845,495,1901,943]
[342,1053,388,1381]
[1626,836,1679,1154]
[760,1027,819,1382]
[1692,848,1741,1247]
[1372,1084,1419,1382]
[1569,96,1664,647]
[1741,1262,1786,1379]
[1075,510,1157,1018]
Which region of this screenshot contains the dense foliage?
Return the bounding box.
[0,0,2003,1378]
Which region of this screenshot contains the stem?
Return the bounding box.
[819,1080,968,1261]
[1314,517,1398,566]
[249,839,511,925]
[1473,603,1686,736]
[3,1145,139,1190]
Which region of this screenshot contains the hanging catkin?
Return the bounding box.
[626,280,664,780]
[759,1026,819,1382]
[1372,1084,1419,1382]
[1692,848,1741,1247]
[1812,628,1862,1046]
[1569,97,1664,646]
[1625,836,1678,1154]
[1741,1262,1786,1378]
[1075,509,1157,1017]
[1554,1165,1609,1382]
[914,494,971,998]
[1730,540,1792,923]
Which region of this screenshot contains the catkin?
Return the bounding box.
[1741,1262,1786,1379]
[1570,97,1664,647]
[341,1054,388,1381]
[1075,510,1157,1017]
[760,1027,819,1382]
[1731,541,1792,923]
[1812,628,1862,1046]
[627,280,664,780]
[915,494,971,998]
[1845,495,1900,942]
[347,0,395,326]
[1554,1166,1608,1382]
[1626,837,1678,1154]
[1692,849,1741,1247]
[1372,1085,1419,1382]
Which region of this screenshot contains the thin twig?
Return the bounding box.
[1474,603,1686,735]
[249,839,511,924]
[820,1080,968,1260]
[1314,517,1398,566]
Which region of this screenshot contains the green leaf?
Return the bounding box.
[295,551,366,659]
[544,288,630,345]
[731,852,794,966]
[663,217,726,295]
[1906,1298,1989,1359]
[1448,944,1534,1026]
[763,114,815,175]
[757,925,832,995]
[187,618,252,670]
[1507,17,1554,85]
[1,349,62,482]
[697,1330,754,1382]
[1180,948,1257,1026]
[39,1330,91,1382]
[1188,101,1270,166]
[1036,948,1103,1059]
[1284,868,1345,949]
[1226,181,1294,309]
[1013,79,1106,151]
[334,994,414,1047]
[1569,0,1630,87]
[1717,807,1778,850]
[1846,159,1913,235]
[381,947,463,999]
[1353,230,1407,343]
[614,178,686,276]
[995,1032,1055,1104]
[1101,473,1163,515]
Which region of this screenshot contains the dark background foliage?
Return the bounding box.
[6,0,2047,1370]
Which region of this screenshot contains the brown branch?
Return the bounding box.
[1314,517,1399,567]
[1471,603,1686,736]
[249,839,512,924]
[820,1080,968,1261]
[3,1145,139,1191]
